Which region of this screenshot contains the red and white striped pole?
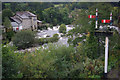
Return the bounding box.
[110,12,112,25]
[96,8,98,29]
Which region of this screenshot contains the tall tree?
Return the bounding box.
[3,17,12,32]
[2,9,13,22]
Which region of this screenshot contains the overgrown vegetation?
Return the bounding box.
[1,44,103,78]
[38,34,59,45]
[12,30,36,49]
[2,2,120,78]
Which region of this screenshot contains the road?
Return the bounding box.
[36,25,74,46]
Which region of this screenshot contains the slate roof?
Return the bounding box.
[37,20,42,23]
[11,11,37,25]
[11,22,18,27]
[16,11,36,19]
[11,16,22,24]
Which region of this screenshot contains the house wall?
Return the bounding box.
[21,18,32,30]
[12,12,38,30]
[31,16,37,30]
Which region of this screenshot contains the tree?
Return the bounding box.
[59,24,66,34]
[12,30,36,49]
[3,17,14,41]
[3,17,11,28]
[3,17,12,32]
[6,30,15,41]
[2,9,13,22]
[85,32,99,59]
[42,6,73,25]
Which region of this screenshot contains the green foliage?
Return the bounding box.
[89,3,118,25]
[38,34,59,45]
[53,33,59,38]
[49,24,53,29]
[2,45,22,78]
[66,2,95,10]
[42,7,73,25]
[6,29,15,41]
[2,9,13,22]
[59,24,66,34]
[85,33,99,59]
[18,44,75,78]
[38,24,48,30]
[72,36,86,46]
[107,31,120,72]
[16,43,105,78]
[2,2,120,78]
[73,9,90,32]
[2,28,15,43]
[88,75,101,78]
[4,41,118,78]
[3,17,12,29]
[12,30,36,49]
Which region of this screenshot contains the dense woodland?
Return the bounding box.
[2,2,120,78]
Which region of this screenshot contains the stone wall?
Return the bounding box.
[31,16,37,30]
[21,18,32,30]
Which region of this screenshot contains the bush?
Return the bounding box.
[49,24,53,29]
[73,37,84,46]
[6,29,15,41]
[12,30,36,49]
[2,43,106,78]
[53,33,59,38]
[18,44,76,78]
[38,34,59,45]
[59,24,66,34]
[2,45,22,78]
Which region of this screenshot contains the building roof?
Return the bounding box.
[11,22,18,27]
[16,11,36,19]
[20,14,29,18]
[37,20,42,23]
[11,16,22,24]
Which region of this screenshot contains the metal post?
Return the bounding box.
[96,8,98,29]
[104,37,109,77]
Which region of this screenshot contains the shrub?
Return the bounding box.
[2,45,22,78]
[49,24,53,29]
[19,44,76,78]
[59,24,66,34]
[73,37,84,46]
[12,30,36,49]
[6,29,15,41]
[53,33,59,38]
[38,34,59,45]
